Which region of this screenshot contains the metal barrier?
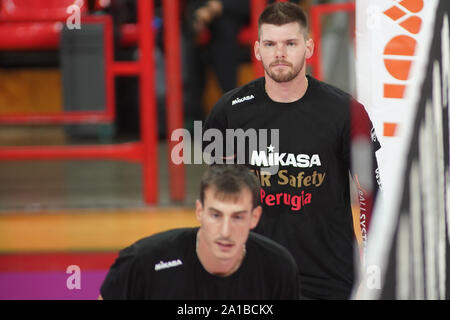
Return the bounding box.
[0,0,355,206]
[0,0,159,204]
[163,0,185,202]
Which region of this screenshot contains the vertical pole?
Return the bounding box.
[104,16,116,121]
[138,0,158,204]
[163,0,185,201]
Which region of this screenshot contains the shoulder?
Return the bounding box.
[101,229,196,299]
[308,76,352,103]
[307,76,370,125]
[220,77,263,107]
[307,76,358,116]
[134,227,196,252]
[122,228,197,261]
[206,78,264,121]
[247,232,298,271]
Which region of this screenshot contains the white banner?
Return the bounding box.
[354,0,440,299]
[355,0,438,190]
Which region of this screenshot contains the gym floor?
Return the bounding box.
[0,126,204,299]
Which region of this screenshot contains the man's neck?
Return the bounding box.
[264,73,309,103]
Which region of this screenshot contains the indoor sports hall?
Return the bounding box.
[0,0,448,300]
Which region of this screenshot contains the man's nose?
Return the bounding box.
[275,44,286,59]
[220,218,232,238]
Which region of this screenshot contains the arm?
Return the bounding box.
[349,100,382,233]
[346,99,382,262]
[99,245,145,299]
[193,0,223,32]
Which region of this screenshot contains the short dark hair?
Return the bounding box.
[200,165,261,209]
[258,2,309,38]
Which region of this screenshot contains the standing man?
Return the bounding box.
[203,2,381,299]
[99,165,299,299]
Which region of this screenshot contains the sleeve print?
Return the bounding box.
[349,100,382,255]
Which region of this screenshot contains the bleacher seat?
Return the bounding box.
[0,0,87,50]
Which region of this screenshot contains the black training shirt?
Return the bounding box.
[203,76,381,299]
[100,227,299,299]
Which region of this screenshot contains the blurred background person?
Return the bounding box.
[181,0,310,131]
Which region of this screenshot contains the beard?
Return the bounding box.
[263,55,305,83]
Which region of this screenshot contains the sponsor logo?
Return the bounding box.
[260,189,312,212]
[250,145,321,169]
[154,259,183,271]
[232,94,255,105]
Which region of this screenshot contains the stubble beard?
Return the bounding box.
[264,55,305,83]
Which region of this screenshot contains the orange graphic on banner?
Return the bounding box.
[398,0,424,13]
[383,35,416,92]
[383,35,417,56]
[383,123,398,137]
[384,6,406,21]
[382,0,424,136]
[384,84,406,99]
[399,16,422,34]
[384,59,413,81]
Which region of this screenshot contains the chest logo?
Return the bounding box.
[250,145,322,168]
[232,94,255,105]
[154,259,183,271]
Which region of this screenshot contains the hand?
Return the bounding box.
[193,0,223,33]
[193,6,214,33]
[206,0,223,17]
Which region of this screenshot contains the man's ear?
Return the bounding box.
[195,200,203,222]
[254,41,262,61]
[250,205,262,229]
[305,38,314,59]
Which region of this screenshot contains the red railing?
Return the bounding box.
[163,0,185,202]
[0,0,356,205]
[0,15,116,125]
[0,0,159,204]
